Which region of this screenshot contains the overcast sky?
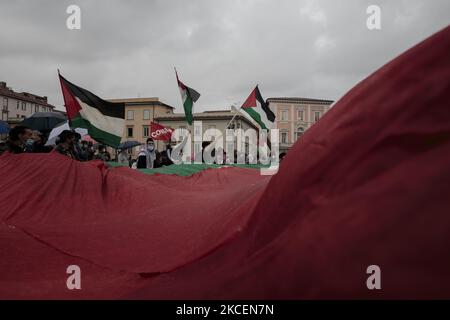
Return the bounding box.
[0,0,449,113]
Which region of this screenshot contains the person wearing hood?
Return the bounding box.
[136,138,161,169]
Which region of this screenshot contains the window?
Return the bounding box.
[281,132,288,144]
[16,101,19,110]
[143,125,149,137]
[34,104,38,113]
[127,126,134,138]
[281,110,288,121]
[22,102,26,111]
[2,98,8,111]
[143,110,150,120]
[295,127,305,141]
[314,111,321,122]
[127,110,134,120]
[179,125,187,130]
[297,110,304,121]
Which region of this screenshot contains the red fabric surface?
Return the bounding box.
[1,26,450,299]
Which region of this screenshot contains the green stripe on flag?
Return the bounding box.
[71,115,122,148]
[183,94,194,125]
[242,107,268,130]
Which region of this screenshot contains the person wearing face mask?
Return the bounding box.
[25,137,35,152]
[24,130,41,152]
[5,125,33,154]
[136,138,161,169]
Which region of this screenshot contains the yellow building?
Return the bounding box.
[108,97,175,152]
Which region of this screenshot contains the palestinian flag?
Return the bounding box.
[59,74,125,148]
[241,86,276,130]
[175,69,200,125]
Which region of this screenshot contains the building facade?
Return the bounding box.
[107,97,175,153]
[267,97,334,153]
[155,110,259,156]
[0,81,56,122]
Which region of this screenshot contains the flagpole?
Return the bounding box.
[226,105,241,129]
[174,66,178,81]
[57,68,72,131]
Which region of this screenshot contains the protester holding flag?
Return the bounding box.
[150,122,174,166]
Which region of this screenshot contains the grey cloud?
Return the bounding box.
[0,0,449,113]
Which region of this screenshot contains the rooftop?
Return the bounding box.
[108,97,175,109]
[155,110,258,129]
[0,81,55,109]
[267,97,334,105]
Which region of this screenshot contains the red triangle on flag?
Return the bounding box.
[59,74,82,120]
[241,87,257,108]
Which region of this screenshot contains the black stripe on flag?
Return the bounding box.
[60,75,125,119]
[256,86,276,122]
[187,86,201,103]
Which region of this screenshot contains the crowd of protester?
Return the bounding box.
[0,126,174,169]
[0,125,110,161]
[0,125,285,168]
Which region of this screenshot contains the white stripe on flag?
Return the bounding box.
[256,99,274,129]
[76,98,124,137]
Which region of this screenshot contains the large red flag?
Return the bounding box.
[150,122,173,141]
